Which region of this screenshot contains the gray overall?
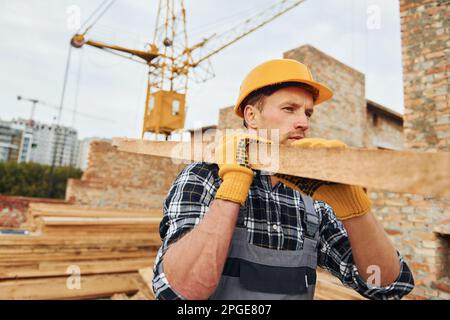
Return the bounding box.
[210,192,320,300]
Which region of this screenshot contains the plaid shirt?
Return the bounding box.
[152,162,414,300]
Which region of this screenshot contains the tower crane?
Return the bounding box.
[71,0,306,138]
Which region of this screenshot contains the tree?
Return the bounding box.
[0,161,83,199]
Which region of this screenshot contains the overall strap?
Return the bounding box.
[299,192,321,242]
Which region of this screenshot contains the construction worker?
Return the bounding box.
[152,59,414,300]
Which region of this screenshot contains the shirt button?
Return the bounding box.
[272,224,278,231]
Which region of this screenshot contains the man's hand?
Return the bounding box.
[214,133,269,205]
[275,138,371,220]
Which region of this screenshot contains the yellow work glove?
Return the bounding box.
[275,138,371,220]
[215,133,270,205]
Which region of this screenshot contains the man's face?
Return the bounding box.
[245,86,315,145]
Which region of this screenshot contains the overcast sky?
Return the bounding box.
[0,0,404,139]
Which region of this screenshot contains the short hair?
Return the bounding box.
[239,82,319,128]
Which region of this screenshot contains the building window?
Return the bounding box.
[172,99,180,116]
[148,96,154,115]
[372,114,379,127]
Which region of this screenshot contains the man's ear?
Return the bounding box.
[243,105,259,129]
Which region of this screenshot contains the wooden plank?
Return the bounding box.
[0,258,155,280]
[135,267,156,300]
[110,293,130,300]
[112,137,450,197]
[315,269,366,300]
[39,216,162,225]
[29,203,162,218]
[39,229,157,236]
[129,291,150,300]
[0,245,155,254]
[0,233,160,246]
[38,226,159,236]
[0,273,141,299]
[0,251,155,263]
[30,210,162,219]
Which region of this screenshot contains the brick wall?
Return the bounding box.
[370,191,449,299]
[0,195,67,228]
[391,0,450,299]
[400,0,449,152]
[66,140,185,210]
[366,101,404,150]
[218,106,244,130]
[284,45,367,147]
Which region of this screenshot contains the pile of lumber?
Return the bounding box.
[0,203,161,299]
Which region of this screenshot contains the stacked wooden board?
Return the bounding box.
[0,203,161,299]
[315,268,366,300]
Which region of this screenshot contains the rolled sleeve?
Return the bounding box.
[152,162,219,300]
[317,201,415,300]
[349,253,415,300]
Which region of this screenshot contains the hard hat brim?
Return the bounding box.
[234,78,333,118]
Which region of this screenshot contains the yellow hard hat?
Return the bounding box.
[234,59,333,118]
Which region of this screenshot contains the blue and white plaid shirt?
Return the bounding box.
[152,162,414,300]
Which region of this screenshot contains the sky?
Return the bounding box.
[0,0,404,140]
